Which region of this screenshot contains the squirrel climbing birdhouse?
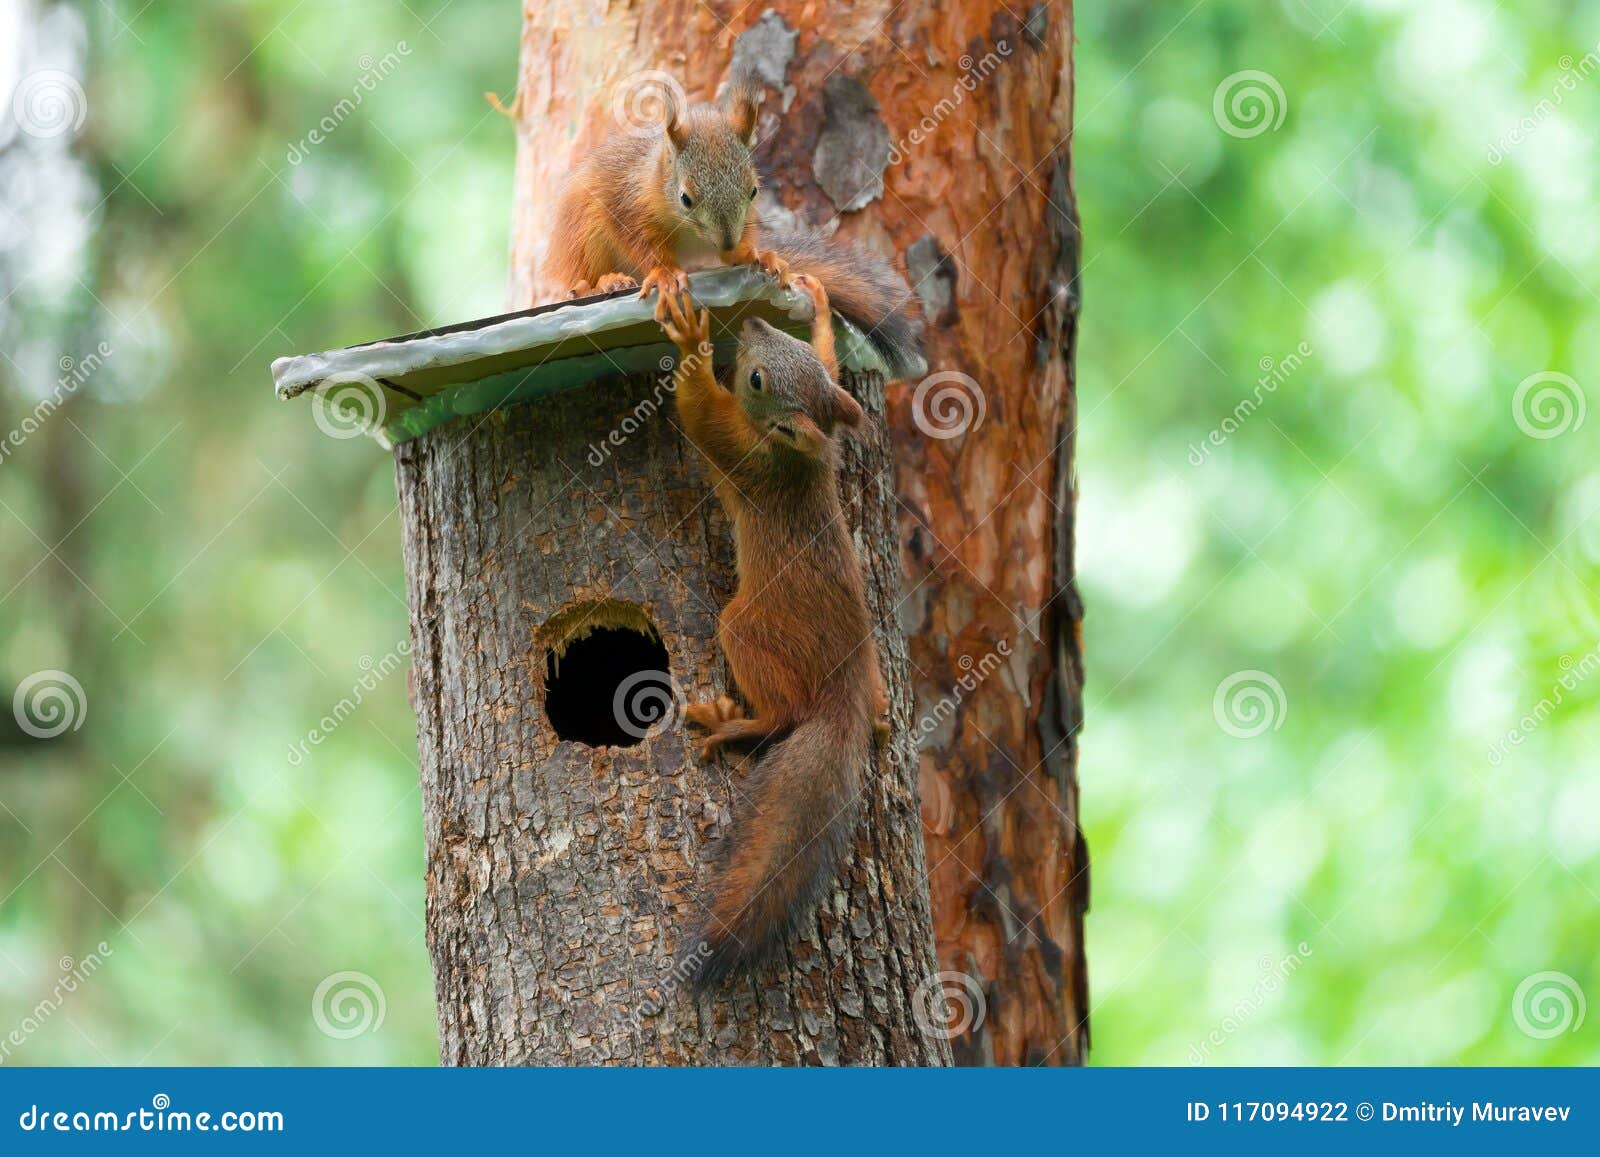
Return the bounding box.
[269,267,939,1063]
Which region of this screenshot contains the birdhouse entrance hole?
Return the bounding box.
[541,601,674,748]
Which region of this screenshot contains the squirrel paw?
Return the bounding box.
[872,670,890,746]
[790,272,829,314]
[595,272,640,293]
[638,265,690,299]
[753,249,792,288]
[685,697,780,759]
[653,286,711,353]
[566,280,595,300]
[685,695,745,730]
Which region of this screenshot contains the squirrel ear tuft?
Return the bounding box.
[725,76,761,145]
[833,386,865,431]
[665,93,689,151]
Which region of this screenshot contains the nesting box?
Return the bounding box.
[272,267,945,1065]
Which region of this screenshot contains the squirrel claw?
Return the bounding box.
[638,265,690,300]
[685,695,744,730]
[754,249,791,288]
[790,272,829,313]
[567,280,594,300]
[654,286,711,352]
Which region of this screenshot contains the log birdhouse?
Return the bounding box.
[272,266,948,1065]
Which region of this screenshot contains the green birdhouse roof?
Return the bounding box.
[270,266,887,447]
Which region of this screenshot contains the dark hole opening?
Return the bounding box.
[544,626,674,748]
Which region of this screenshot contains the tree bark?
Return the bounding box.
[397,363,948,1064]
[503,0,1085,1066]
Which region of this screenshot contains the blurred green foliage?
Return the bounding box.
[0,0,1595,1065]
[1075,0,1599,1064]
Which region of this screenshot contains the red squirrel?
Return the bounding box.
[550,66,924,379]
[654,275,889,987]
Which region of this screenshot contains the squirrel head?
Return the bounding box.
[733,318,865,457]
[662,77,761,256]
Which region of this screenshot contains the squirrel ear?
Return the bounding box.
[833,386,865,431]
[665,92,689,151]
[724,74,761,145]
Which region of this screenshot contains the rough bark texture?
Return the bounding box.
[507,0,1087,1066]
[396,366,948,1065]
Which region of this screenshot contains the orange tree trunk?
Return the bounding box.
[507,0,1087,1067]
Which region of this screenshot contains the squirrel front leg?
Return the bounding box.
[790,273,838,380]
[654,287,764,476]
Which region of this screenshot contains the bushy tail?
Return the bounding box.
[765,230,926,380]
[679,705,870,989]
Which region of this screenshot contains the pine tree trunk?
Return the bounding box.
[500,0,1086,1066]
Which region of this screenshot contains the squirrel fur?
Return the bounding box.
[654,275,890,987]
[550,65,924,379]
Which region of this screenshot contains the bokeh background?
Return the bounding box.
[1,0,1595,1065]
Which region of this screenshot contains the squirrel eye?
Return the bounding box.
[749,186,759,200]
[679,190,693,209]
[749,369,763,392]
